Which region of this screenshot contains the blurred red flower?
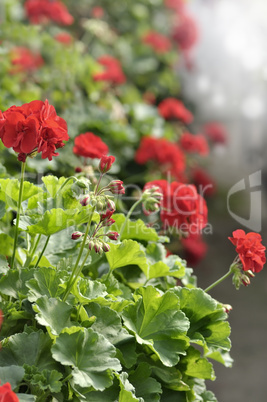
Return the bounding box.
[10,47,44,73]
[0,383,19,402]
[73,132,109,159]
[145,180,208,234]
[142,31,172,53]
[181,233,207,266]
[91,6,104,18]
[0,100,69,161]
[191,167,216,197]
[93,55,126,85]
[172,13,198,51]
[179,132,209,156]
[54,32,73,45]
[164,0,185,12]
[25,0,74,25]
[229,230,266,273]
[135,136,186,180]
[202,122,228,144]
[158,98,193,124]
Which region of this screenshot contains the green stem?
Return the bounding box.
[62,207,96,302]
[94,173,103,195]
[24,234,42,268]
[62,373,73,384]
[120,198,143,236]
[34,235,50,268]
[11,161,26,270]
[204,269,233,293]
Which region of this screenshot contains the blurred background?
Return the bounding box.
[180,0,267,401]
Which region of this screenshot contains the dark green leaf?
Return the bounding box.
[129,362,162,401]
[26,267,66,302]
[0,365,25,389]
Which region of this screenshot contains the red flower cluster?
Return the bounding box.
[172,13,198,51]
[0,100,69,161]
[203,122,228,145]
[144,180,208,234]
[179,132,209,156]
[93,56,126,85]
[135,136,185,180]
[54,32,73,45]
[229,230,266,273]
[91,6,104,18]
[191,167,216,197]
[24,0,74,25]
[9,47,44,74]
[0,383,19,402]
[73,132,108,159]
[181,233,207,266]
[158,98,193,124]
[142,31,172,54]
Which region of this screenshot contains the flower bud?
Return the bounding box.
[105,218,116,227]
[222,304,232,314]
[102,242,110,252]
[107,231,119,240]
[241,275,251,287]
[108,180,125,195]
[94,240,103,254]
[100,208,115,221]
[88,239,95,250]
[80,195,90,206]
[106,199,116,211]
[71,231,83,240]
[99,155,116,174]
[75,167,82,173]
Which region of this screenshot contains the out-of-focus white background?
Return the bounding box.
[179,1,267,401]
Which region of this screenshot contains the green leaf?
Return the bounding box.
[0,234,14,256]
[111,213,158,242]
[106,240,148,272]
[180,347,215,380]
[0,254,9,275]
[0,200,6,218]
[0,365,25,389]
[205,350,233,368]
[116,372,139,402]
[0,330,58,371]
[19,207,94,235]
[122,286,190,366]
[0,269,34,298]
[129,362,162,402]
[172,287,231,353]
[33,296,73,336]
[16,395,37,401]
[72,278,108,305]
[24,365,63,393]
[85,303,133,345]
[0,178,42,209]
[51,328,121,390]
[26,267,66,302]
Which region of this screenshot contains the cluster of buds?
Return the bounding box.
[90,194,116,212]
[141,185,163,215]
[88,238,110,254]
[107,180,125,195]
[231,262,255,290]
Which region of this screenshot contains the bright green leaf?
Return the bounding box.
[0,200,6,218]
[51,328,121,390]
[0,234,14,256]
[0,254,9,275]
[26,267,66,302]
[111,214,158,242]
[72,278,107,305]
[116,372,139,402]
[106,240,148,272]
[180,347,215,380]
[122,286,190,366]
[0,178,43,209]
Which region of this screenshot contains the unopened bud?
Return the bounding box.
[71,231,83,240]
[107,231,119,240]
[80,195,90,206]
[241,275,251,287]
[88,239,95,250]
[94,240,103,254]
[105,218,116,227]
[102,242,110,252]
[108,180,125,195]
[222,304,232,314]
[106,199,116,211]
[100,208,115,221]
[75,167,82,173]
[99,155,116,174]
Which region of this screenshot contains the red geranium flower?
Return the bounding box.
[54,32,73,45]
[144,180,208,234]
[91,6,104,18]
[191,167,216,197]
[164,0,185,12]
[158,98,193,124]
[202,122,228,144]
[228,230,266,273]
[93,55,126,85]
[73,132,109,159]
[0,100,69,161]
[0,383,19,402]
[9,47,44,74]
[172,13,198,51]
[135,136,185,180]
[24,0,74,25]
[179,132,209,156]
[142,31,172,54]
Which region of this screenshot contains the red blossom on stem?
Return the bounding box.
[99,155,116,174]
[228,230,266,273]
[73,132,109,159]
[107,231,119,240]
[158,98,193,124]
[9,47,44,74]
[172,13,198,52]
[0,383,19,402]
[54,32,73,45]
[142,31,172,54]
[93,55,126,85]
[179,132,209,156]
[181,233,207,266]
[202,122,228,145]
[24,0,74,25]
[0,99,69,161]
